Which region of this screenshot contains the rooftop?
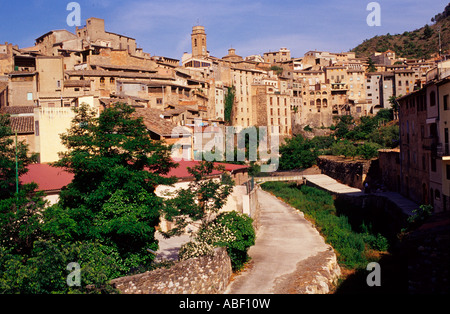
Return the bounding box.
[20,160,248,192]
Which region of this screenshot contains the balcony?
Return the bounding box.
[436,143,450,159]
[422,137,437,151]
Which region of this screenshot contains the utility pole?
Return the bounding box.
[15,130,19,199]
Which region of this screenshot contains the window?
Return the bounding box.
[435,189,441,200]
[431,157,436,172]
[447,164,450,180]
[27,92,33,101]
[444,95,449,110]
[430,91,436,106]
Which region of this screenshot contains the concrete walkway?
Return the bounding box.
[303,174,419,216]
[303,174,364,195]
[224,188,331,294]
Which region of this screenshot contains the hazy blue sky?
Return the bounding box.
[1,0,447,60]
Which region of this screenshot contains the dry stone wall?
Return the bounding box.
[110,247,232,294]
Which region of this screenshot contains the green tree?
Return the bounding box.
[357,142,381,160]
[279,135,318,170]
[224,86,235,124]
[423,24,433,39]
[162,161,235,237]
[50,103,178,269]
[367,57,377,72]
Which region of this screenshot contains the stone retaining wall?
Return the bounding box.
[110,247,232,294]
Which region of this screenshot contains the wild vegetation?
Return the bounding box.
[279,108,399,170]
[0,103,252,293]
[352,3,450,59]
[261,182,389,269]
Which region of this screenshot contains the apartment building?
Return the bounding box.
[263,47,291,64]
[397,73,450,212]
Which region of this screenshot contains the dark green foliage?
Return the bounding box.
[357,142,382,160]
[367,57,377,72]
[0,186,47,255]
[224,86,235,124]
[0,240,124,294]
[162,161,235,237]
[269,65,284,76]
[215,211,256,271]
[49,103,177,270]
[279,135,319,170]
[261,182,389,268]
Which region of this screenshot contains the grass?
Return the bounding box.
[260,182,388,269]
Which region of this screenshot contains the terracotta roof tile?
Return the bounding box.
[8,116,34,134]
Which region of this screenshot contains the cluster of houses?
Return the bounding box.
[1,17,449,212]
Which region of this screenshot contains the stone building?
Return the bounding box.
[263,47,291,64]
[397,73,450,212]
[76,17,137,55]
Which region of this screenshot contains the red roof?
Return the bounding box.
[165,160,248,180]
[20,160,248,192]
[20,163,74,192]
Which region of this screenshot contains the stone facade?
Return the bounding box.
[316,155,376,190]
[110,247,232,294]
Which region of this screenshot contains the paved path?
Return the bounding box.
[224,188,331,294]
[155,232,191,261]
[303,174,364,195]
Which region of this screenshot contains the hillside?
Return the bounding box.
[352,3,450,60]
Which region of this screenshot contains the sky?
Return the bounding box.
[1,0,447,60]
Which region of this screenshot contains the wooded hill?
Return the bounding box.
[351,3,450,60]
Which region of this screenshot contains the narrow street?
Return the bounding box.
[224,188,332,294]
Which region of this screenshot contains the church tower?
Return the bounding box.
[191,25,207,58]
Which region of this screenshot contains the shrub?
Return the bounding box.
[215,211,256,271]
[178,212,255,271]
[357,142,381,160]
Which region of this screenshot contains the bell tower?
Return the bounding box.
[191,25,207,58]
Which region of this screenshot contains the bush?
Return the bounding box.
[0,240,124,294]
[331,140,357,158]
[178,212,255,271]
[215,211,255,271]
[357,142,381,160]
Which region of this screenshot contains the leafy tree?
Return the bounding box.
[423,24,433,39]
[279,135,318,170]
[357,142,381,160]
[331,140,357,159]
[224,86,235,124]
[50,103,178,269]
[269,65,284,76]
[0,114,46,256]
[367,57,377,72]
[161,161,235,237]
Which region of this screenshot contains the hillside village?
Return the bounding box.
[1,6,450,296]
[0,17,446,160]
[1,16,450,211]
